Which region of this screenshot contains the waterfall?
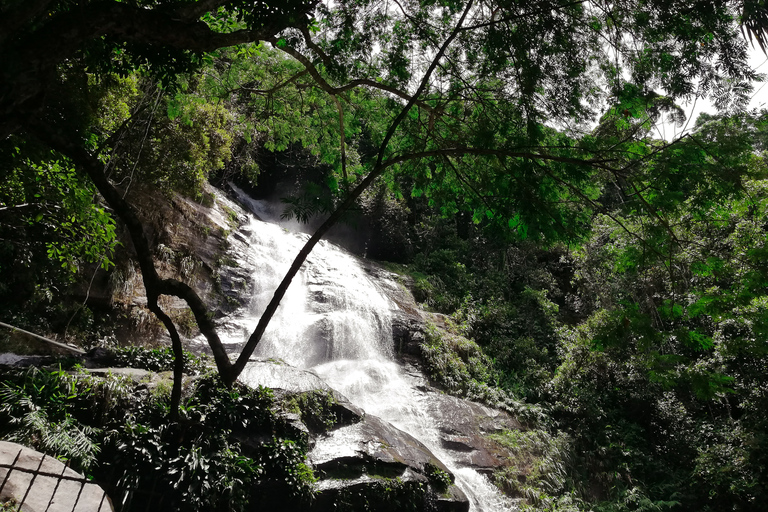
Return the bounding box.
[223,185,515,511]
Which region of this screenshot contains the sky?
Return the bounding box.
[655,47,768,140]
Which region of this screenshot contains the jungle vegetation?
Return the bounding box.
[2,0,768,510]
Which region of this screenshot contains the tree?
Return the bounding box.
[1,0,316,417]
[2,0,767,418]
[540,110,768,509]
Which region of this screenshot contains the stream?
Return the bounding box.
[218,185,515,511]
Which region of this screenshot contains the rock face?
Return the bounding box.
[63,183,251,345]
[310,414,469,512]
[239,360,469,512]
[363,262,524,490]
[242,357,522,511]
[0,441,113,512]
[421,390,521,476]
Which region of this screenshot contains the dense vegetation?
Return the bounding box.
[0,352,319,511]
[2,0,768,510]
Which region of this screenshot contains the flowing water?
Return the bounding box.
[224,185,515,511]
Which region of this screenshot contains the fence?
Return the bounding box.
[0,444,173,512]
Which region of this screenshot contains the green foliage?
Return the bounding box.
[333,477,427,512]
[0,139,118,320]
[420,322,534,419]
[404,221,569,401]
[424,463,452,494]
[0,366,320,512]
[421,322,496,392]
[0,500,19,512]
[284,389,340,433]
[103,83,236,199]
[543,130,768,508]
[112,346,209,375]
[490,429,576,503]
[0,366,127,471]
[257,437,317,502]
[388,106,768,510]
[105,421,262,511]
[182,373,274,431]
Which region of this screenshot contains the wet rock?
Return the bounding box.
[84,347,116,367]
[85,367,152,382]
[240,360,334,393]
[310,414,449,474]
[425,392,522,473]
[359,262,426,359]
[311,473,468,512]
[239,360,364,427]
[436,485,473,512]
[0,353,57,368]
[392,315,426,357]
[216,265,252,303]
[308,414,469,512]
[0,441,113,511]
[275,411,312,449]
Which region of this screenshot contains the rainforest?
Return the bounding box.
[1,0,768,511]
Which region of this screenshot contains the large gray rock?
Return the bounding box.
[239,360,365,425]
[364,267,525,478]
[425,392,522,475]
[238,360,468,511]
[239,359,334,394]
[0,441,113,512]
[309,414,469,512]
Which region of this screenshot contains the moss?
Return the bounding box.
[424,463,452,494]
[334,477,428,512]
[284,389,339,433]
[221,205,240,230]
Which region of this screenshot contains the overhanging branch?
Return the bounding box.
[25,119,237,384]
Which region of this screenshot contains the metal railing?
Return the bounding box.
[0,448,110,512]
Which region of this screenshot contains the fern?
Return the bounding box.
[39,417,101,469]
[1,382,101,471]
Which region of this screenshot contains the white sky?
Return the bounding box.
[655,47,768,140]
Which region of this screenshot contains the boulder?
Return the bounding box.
[238,360,365,426]
[392,315,426,357]
[309,414,469,512]
[424,393,522,475]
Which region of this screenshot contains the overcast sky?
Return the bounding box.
[655,47,768,140]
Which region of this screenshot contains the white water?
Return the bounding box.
[227,186,515,511]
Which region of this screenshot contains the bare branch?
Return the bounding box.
[269,38,437,113]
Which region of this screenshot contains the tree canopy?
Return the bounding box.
[2,0,768,408]
[4,2,768,509]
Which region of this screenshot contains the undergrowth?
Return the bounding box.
[0,365,317,511]
[112,346,209,374]
[420,321,541,424]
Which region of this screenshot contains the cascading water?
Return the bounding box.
[224,185,515,511]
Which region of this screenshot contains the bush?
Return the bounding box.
[0,365,317,511]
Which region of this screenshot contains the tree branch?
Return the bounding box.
[269,38,438,113]
[231,0,476,378]
[25,119,237,384]
[1,0,314,139]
